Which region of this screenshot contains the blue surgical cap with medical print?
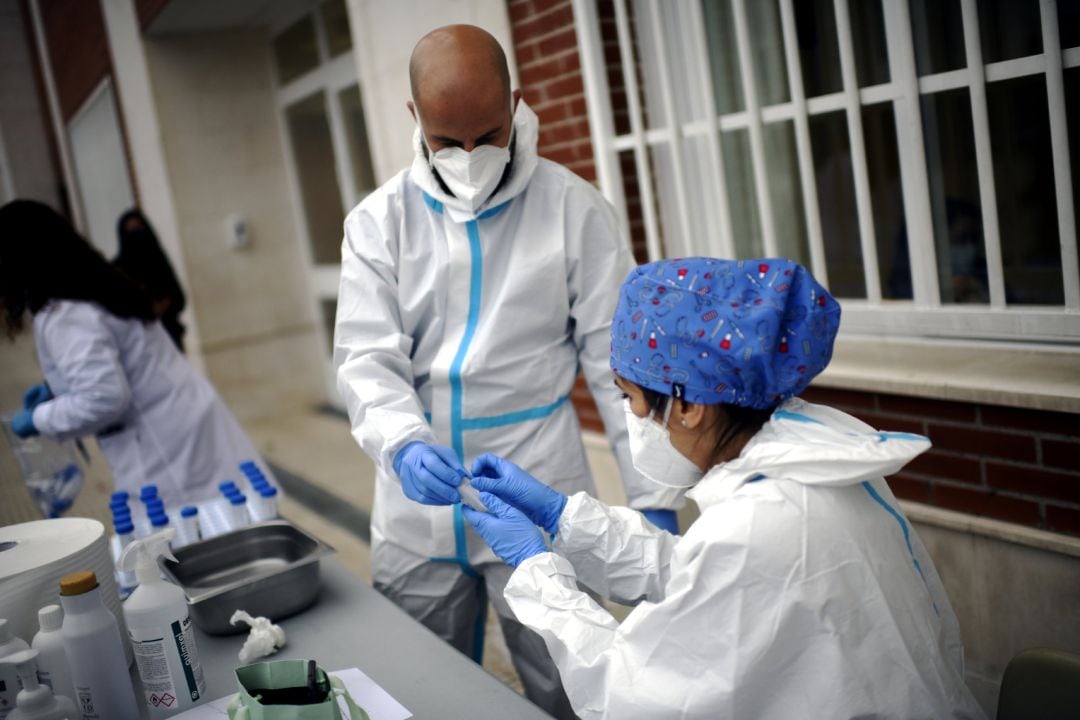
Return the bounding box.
[610,258,841,409]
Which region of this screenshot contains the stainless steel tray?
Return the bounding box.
[160,520,334,635]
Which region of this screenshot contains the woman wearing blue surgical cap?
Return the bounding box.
[463,258,986,720]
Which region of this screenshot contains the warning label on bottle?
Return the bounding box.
[129,614,205,709]
[171,616,205,702]
[130,631,176,706]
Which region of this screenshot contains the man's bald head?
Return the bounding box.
[409,25,511,113]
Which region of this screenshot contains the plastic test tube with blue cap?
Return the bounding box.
[175,506,200,548]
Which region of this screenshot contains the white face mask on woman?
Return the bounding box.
[624,398,704,489]
[426,127,514,212]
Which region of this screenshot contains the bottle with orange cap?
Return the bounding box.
[58,571,139,720]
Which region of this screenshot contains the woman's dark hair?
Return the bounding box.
[115,207,187,351]
[641,386,773,465]
[0,200,155,337]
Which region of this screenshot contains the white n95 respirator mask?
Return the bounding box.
[624,398,704,489]
[427,129,513,212]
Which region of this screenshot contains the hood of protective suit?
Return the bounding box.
[687,397,930,508]
[410,99,540,223]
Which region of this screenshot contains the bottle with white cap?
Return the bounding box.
[0,618,32,720]
[4,649,78,720]
[29,607,76,709]
[58,571,139,720]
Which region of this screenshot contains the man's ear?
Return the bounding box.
[406,100,417,121]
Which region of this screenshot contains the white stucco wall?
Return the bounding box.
[345,0,517,183]
[137,29,325,421]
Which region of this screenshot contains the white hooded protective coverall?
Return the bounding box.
[505,398,987,720]
[335,100,678,577]
[30,300,271,510]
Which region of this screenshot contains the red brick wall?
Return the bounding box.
[39,0,111,121]
[801,386,1080,537]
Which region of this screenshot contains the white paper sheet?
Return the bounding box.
[171,667,412,720]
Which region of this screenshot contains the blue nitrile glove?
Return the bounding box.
[462,492,548,568]
[11,409,39,438]
[471,453,567,535]
[393,441,465,505]
[22,383,52,410]
[642,509,679,534]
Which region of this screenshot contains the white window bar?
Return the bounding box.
[881,0,940,306]
[643,0,695,256]
[985,54,1047,82]
[614,0,663,262]
[686,0,735,259]
[1066,46,1080,67]
[959,0,1006,307]
[778,0,827,285]
[730,0,778,257]
[571,0,630,234]
[1041,0,1080,309]
[834,0,882,301]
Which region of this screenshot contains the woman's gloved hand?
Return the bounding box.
[22,383,52,410]
[642,509,679,534]
[462,493,548,568]
[11,409,39,438]
[393,441,465,505]
[471,453,567,535]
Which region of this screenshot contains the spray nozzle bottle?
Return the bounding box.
[118,528,177,585]
[5,648,78,720]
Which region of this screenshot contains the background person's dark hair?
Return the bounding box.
[640,386,773,466]
[115,207,187,351]
[0,199,155,337]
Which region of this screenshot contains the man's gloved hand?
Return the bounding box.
[462,493,548,568]
[22,383,52,410]
[471,453,567,535]
[11,409,39,438]
[393,441,466,505]
[642,508,679,534]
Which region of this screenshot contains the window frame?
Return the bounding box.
[573,0,1080,344]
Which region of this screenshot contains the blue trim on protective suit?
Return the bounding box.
[422,192,444,214]
[773,410,822,424]
[861,481,940,616]
[877,431,928,443]
[462,395,570,430]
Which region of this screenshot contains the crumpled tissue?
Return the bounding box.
[230,609,287,664]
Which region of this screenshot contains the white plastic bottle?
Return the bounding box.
[29,607,76,709]
[119,529,205,715]
[4,649,78,720]
[58,571,139,720]
[0,618,32,720]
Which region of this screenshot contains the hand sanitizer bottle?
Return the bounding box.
[4,649,78,720]
[119,529,205,715]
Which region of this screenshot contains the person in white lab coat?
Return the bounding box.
[333,25,679,717]
[1,200,273,511]
[463,257,987,720]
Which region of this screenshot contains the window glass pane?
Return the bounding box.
[763,121,809,265]
[747,0,789,106]
[920,88,988,304]
[286,92,345,265]
[631,0,666,130]
[987,75,1064,304]
[273,15,319,84]
[722,129,763,258]
[1067,67,1080,263]
[862,103,910,300]
[703,0,745,115]
[909,0,965,76]
[809,110,866,298]
[978,0,1042,63]
[794,0,843,97]
[599,0,652,133]
[321,0,352,57]
[619,149,657,263]
[320,298,337,355]
[849,0,889,87]
[1060,0,1080,49]
[339,85,377,199]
